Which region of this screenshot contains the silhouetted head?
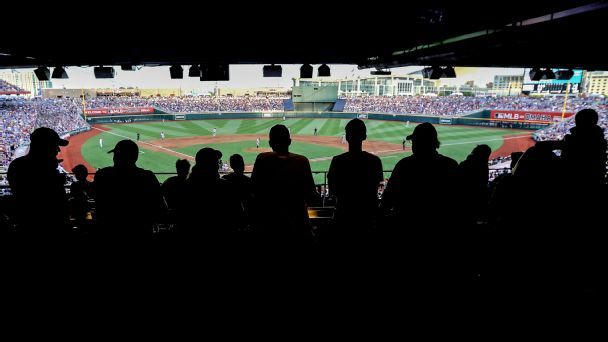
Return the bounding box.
[108,139,139,167]
[28,127,68,158]
[513,146,558,180]
[269,125,291,153]
[406,122,440,154]
[71,164,88,182]
[345,119,367,144]
[575,109,599,128]
[194,147,222,174]
[229,154,245,174]
[471,144,492,161]
[175,159,191,178]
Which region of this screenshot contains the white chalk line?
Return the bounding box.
[94,127,195,160]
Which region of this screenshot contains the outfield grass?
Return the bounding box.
[81,118,530,182]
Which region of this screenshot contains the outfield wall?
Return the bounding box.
[84,110,550,130]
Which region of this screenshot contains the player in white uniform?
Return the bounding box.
[99,138,103,148]
[256,137,260,148]
[212,128,217,137]
[160,131,165,140]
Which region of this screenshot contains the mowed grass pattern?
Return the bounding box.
[82,118,530,182]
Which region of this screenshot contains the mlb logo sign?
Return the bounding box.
[496,112,520,120]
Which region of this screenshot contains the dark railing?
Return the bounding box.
[0,169,513,200]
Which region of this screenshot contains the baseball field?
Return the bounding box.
[60,118,535,183]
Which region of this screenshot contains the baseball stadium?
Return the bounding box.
[66,112,535,184]
[2,2,608,313]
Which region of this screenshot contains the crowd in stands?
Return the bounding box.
[534,108,608,141]
[343,95,608,116]
[81,96,287,112]
[0,80,26,93]
[0,97,89,168]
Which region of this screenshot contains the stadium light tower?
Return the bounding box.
[188,65,201,77]
[318,64,330,77]
[94,66,115,79]
[51,66,68,79]
[300,64,313,78]
[529,67,544,81]
[263,64,282,77]
[169,65,183,79]
[34,66,50,81]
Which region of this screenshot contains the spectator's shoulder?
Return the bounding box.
[8,156,27,170]
[139,168,159,181]
[395,155,414,168]
[439,154,459,168]
[331,151,349,163]
[362,151,382,163]
[290,152,311,165]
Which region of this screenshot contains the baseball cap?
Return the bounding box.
[195,147,223,164]
[30,127,69,146]
[108,139,139,159]
[406,122,438,142]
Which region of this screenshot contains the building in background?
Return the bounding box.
[0,71,52,98]
[294,74,440,96]
[583,71,608,96]
[214,87,291,97]
[493,75,524,96]
[522,68,582,96]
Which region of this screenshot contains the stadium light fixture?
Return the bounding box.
[188,64,201,77]
[556,69,574,80]
[93,66,115,79]
[529,67,544,81]
[51,66,68,79]
[442,66,456,78]
[263,64,282,77]
[543,68,556,80]
[318,64,330,77]
[422,66,443,79]
[300,64,313,78]
[169,65,183,79]
[200,63,229,81]
[34,66,50,81]
[371,68,391,76]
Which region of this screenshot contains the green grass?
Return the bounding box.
[81,118,530,183]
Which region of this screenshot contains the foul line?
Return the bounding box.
[93,127,195,160]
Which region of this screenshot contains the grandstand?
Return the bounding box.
[0,79,29,95]
[2,93,606,182]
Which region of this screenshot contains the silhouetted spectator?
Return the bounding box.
[557,109,607,293]
[180,148,242,240]
[222,154,253,228]
[69,164,92,222]
[328,119,383,236]
[161,159,190,210]
[251,124,316,243]
[382,122,458,225]
[458,144,492,223]
[561,109,607,187]
[488,145,564,297]
[380,123,460,282]
[94,139,166,238]
[488,151,523,196]
[8,127,69,235]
